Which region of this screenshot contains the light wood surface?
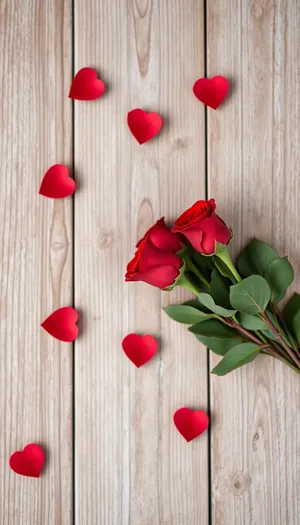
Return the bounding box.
[207,1,300,524]
[2,1,300,524]
[0,1,73,524]
[74,1,208,524]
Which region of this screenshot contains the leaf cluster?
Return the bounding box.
[165,240,300,376]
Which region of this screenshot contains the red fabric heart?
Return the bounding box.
[41,307,79,342]
[39,164,75,199]
[122,333,158,367]
[173,408,209,442]
[127,109,163,144]
[9,444,44,478]
[69,67,105,100]
[193,76,229,109]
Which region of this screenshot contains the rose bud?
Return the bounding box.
[125,237,183,289]
[137,217,181,252]
[172,199,231,255]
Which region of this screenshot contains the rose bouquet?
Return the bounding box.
[126,199,300,376]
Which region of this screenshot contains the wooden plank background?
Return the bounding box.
[74,1,208,524]
[0,1,73,524]
[208,2,300,525]
[1,1,300,524]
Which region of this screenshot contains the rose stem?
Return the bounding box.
[229,317,298,370]
[226,318,295,365]
[262,312,300,368]
[273,306,300,357]
[184,254,210,288]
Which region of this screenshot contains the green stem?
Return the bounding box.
[178,274,203,295]
[183,254,210,288]
[273,306,300,355]
[214,244,241,282]
[227,318,295,365]
[262,312,300,369]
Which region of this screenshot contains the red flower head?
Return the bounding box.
[172,199,231,255]
[125,237,183,289]
[137,217,181,252]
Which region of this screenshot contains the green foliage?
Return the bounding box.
[210,269,231,308]
[197,293,237,317]
[192,251,214,281]
[183,299,204,310]
[164,304,213,324]
[214,257,237,282]
[237,313,269,330]
[283,293,300,344]
[230,276,271,315]
[189,319,238,339]
[184,299,211,314]
[263,257,294,303]
[190,318,244,356]
[162,236,299,379]
[193,335,243,356]
[237,239,278,277]
[211,342,261,375]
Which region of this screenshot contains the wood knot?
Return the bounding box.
[250,0,272,19]
[51,241,67,251]
[96,228,115,250]
[229,471,251,497]
[252,431,260,450]
[171,137,189,154]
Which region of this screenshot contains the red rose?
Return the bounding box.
[137,217,181,252]
[125,237,183,289]
[172,199,231,254]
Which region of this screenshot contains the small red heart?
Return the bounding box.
[127,109,163,144]
[122,333,158,367]
[173,408,209,442]
[69,67,105,100]
[39,164,75,199]
[193,75,229,109]
[9,444,44,478]
[41,306,79,342]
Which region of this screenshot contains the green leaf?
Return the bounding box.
[263,256,294,303]
[183,299,211,314]
[261,329,278,341]
[237,239,278,277]
[230,276,271,315]
[164,304,212,324]
[192,251,214,280]
[214,257,237,282]
[193,335,243,356]
[283,293,300,344]
[237,313,269,331]
[210,269,231,308]
[197,293,237,317]
[183,299,203,309]
[189,319,238,339]
[211,342,261,376]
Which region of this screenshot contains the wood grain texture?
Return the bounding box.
[74,1,208,524]
[207,1,300,524]
[0,1,73,524]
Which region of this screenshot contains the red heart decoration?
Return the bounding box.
[122,333,158,367]
[69,67,105,100]
[127,109,163,144]
[39,164,75,199]
[193,75,229,109]
[41,306,79,342]
[9,444,44,478]
[173,408,209,442]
